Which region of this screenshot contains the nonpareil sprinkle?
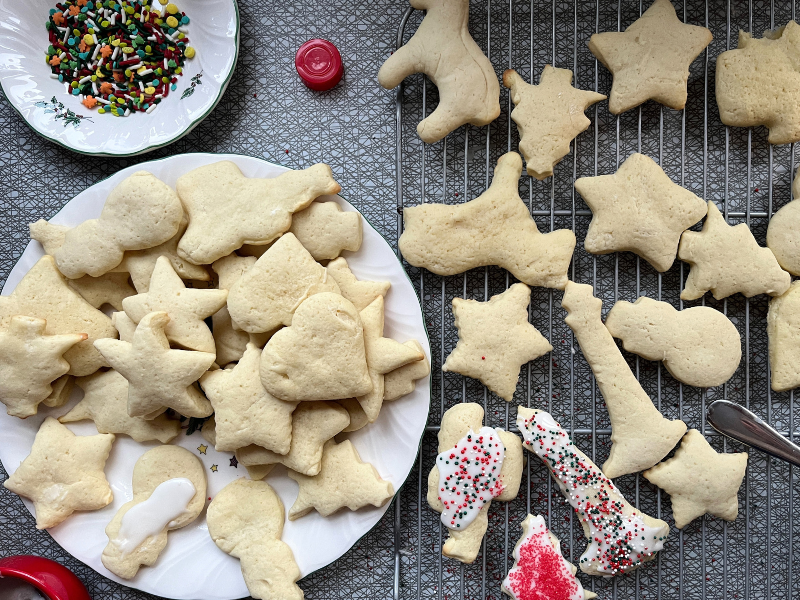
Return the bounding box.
[45,0,196,116]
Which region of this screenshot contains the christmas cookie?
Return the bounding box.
[562,282,686,477]
[384,340,431,401]
[290,201,362,261]
[211,254,257,366]
[377,0,500,143]
[588,0,712,114]
[767,281,800,392]
[42,374,74,409]
[67,272,136,311]
[326,257,391,311]
[766,167,800,275]
[518,407,669,575]
[399,152,576,289]
[643,429,747,528]
[3,417,114,529]
[503,66,605,180]
[443,283,552,401]
[111,311,137,343]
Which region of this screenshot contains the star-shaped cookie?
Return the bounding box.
[575,153,707,271]
[503,66,606,180]
[122,256,228,353]
[287,439,394,520]
[175,161,342,265]
[94,311,215,418]
[443,283,552,401]
[3,417,115,529]
[326,257,390,312]
[588,0,712,114]
[200,343,298,453]
[643,429,748,528]
[0,316,86,418]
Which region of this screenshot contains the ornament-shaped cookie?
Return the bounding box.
[766,166,800,275]
[767,281,800,392]
[377,0,500,143]
[399,152,576,289]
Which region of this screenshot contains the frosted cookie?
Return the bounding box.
[716,21,800,145]
[427,403,523,563]
[356,296,425,422]
[260,293,373,401]
[766,167,800,275]
[679,201,791,300]
[0,255,116,376]
[207,479,303,600]
[67,272,136,311]
[211,254,256,365]
[60,370,180,443]
[3,417,114,529]
[443,284,552,401]
[605,297,741,388]
[384,340,431,401]
[588,0,712,114]
[767,281,800,392]
[377,0,500,143]
[102,446,206,579]
[236,401,350,476]
[562,282,686,477]
[503,67,605,180]
[290,201,362,261]
[0,316,86,418]
[518,408,669,575]
[29,171,183,278]
[288,439,394,520]
[399,153,576,289]
[326,257,391,312]
[200,343,297,453]
[122,256,227,353]
[42,374,74,409]
[502,514,596,600]
[176,160,341,265]
[228,233,340,334]
[643,429,747,528]
[94,311,215,418]
[575,153,707,271]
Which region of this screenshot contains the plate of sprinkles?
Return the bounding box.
[0,0,238,155]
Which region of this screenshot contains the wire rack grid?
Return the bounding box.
[388,1,800,599]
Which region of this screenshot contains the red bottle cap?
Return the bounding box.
[295,39,344,91]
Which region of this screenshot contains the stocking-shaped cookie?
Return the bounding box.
[377,0,500,143]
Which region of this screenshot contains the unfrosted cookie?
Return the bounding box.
[60,370,181,443]
[443,284,552,401]
[207,479,303,600]
[605,297,741,388]
[290,201,362,261]
[384,340,431,401]
[588,0,712,114]
[42,374,75,409]
[377,0,500,143]
[111,311,137,343]
[503,66,605,180]
[337,397,370,433]
[767,281,800,392]
[260,293,373,401]
[766,167,800,275]
[67,272,136,311]
[399,153,576,289]
[210,254,256,365]
[288,439,394,520]
[122,256,228,353]
[227,233,340,334]
[176,160,341,265]
[0,255,116,376]
[326,257,390,312]
[3,417,114,529]
[94,312,215,418]
[679,201,791,300]
[200,343,297,453]
[102,446,206,579]
[575,153,707,272]
[0,316,86,418]
[716,21,800,145]
[644,429,747,528]
[29,171,183,278]
[518,408,669,575]
[562,282,686,478]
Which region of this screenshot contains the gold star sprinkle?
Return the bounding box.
[210,464,218,473]
[197,444,208,455]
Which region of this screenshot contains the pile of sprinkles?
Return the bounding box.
[436,426,505,529]
[517,409,668,575]
[44,0,195,116]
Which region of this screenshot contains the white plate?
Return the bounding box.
[0,153,431,599]
[0,0,239,156]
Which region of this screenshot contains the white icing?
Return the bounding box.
[436,426,505,529]
[113,477,196,555]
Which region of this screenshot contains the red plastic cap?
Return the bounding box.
[295,39,343,91]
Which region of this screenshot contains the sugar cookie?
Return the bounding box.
[67,272,136,311]
[290,201,362,261]
[766,166,800,275]
[384,340,431,401]
[767,281,800,392]
[210,254,256,365]
[326,257,390,312]
[42,374,75,409]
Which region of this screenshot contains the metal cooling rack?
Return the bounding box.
[389,1,800,599]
